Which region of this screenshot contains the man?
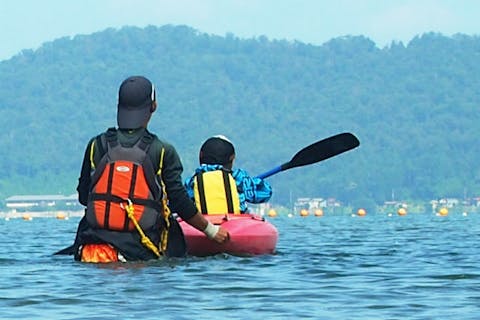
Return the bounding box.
[66,76,229,262]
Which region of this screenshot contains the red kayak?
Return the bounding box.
[178,214,278,257]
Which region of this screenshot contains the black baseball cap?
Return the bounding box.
[117,76,155,129]
[199,135,235,165]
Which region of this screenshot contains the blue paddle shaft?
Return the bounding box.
[256,166,282,179]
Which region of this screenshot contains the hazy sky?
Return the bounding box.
[1,0,479,61]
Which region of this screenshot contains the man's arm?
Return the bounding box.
[76,139,94,206]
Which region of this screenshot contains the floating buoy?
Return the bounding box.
[438,207,448,216]
[314,208,324,217]
[287,213,293,218]
[22,214,32,221]
[267,209,277,217]
[397,208,407,216]
[357,208,366,216]
[300,209,309,217]
[56,212,67,220]
[463,212,468,216]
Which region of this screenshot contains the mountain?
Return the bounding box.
[1,25,479,210]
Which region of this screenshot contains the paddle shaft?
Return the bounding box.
[256,132,360,179]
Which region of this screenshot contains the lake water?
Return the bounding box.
[1,212,479,319]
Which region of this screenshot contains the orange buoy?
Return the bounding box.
[267,209,277,217]
[314,208,324,217]
[300,209,309,217]
[438,207,448,216]
[22,214,32,221]
[357,208,366,216]
[56,212,67,220]
[397,208,407,216]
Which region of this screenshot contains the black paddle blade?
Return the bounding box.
[283,132,360,170]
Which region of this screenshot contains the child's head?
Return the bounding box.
[199,135,235,169]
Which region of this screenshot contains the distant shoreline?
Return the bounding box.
[0,210,84,219]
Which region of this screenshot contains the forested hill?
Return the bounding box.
[1,25,480,209]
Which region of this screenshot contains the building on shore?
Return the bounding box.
[4,194,80,212]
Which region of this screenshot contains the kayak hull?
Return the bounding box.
[179,214,278,257]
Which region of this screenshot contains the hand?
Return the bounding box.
[212,226,229,244]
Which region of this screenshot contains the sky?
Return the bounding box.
[1,0,479,61]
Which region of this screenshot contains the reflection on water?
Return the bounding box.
[1,213,479,319]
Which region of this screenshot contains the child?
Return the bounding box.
[185,135,272,214]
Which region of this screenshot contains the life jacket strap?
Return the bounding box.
[222,170,234,214]
[105,127,119,148]
[195,172,208,214]
[88,193,163,213]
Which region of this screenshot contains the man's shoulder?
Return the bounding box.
[92,127,115,142]
[87,130,108,149]
[148,133,175,151]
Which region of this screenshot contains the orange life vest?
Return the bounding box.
[86,128,163,232]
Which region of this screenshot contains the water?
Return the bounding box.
[1,213,479,319]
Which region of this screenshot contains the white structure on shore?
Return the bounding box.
[5,194,80,211]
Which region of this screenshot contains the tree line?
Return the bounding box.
[0,25,479,210]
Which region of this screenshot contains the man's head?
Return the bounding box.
[199,135,235,169]
[117,76,156,129]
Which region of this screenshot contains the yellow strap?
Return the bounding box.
[89,140,96,169]
[123,200,161,258]
[156,147,164,176]
[157,147,171,253]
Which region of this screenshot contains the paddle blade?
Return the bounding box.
[283,132,360,170]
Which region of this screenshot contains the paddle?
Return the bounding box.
[256,132,360,179]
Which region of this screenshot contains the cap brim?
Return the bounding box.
[117,103,150,129]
